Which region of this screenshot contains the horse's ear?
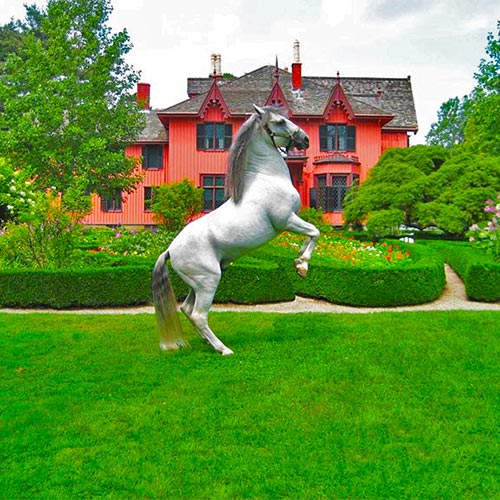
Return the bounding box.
[253,104,265,117]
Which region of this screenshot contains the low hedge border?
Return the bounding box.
[0,266,153,309]
[421,241,500,302]
[0,243,446,309]
[0,258,294,309]
[257,242,446,307]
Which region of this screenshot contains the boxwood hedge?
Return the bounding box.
[0,243,447,309]
[422,241,500,302]
[0,258,294,309]
[255,242,445,307]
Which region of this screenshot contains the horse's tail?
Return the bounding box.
[152,250,187,350]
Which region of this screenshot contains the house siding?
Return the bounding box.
[84,64,417,227]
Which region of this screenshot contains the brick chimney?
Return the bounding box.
[137,82,150,110]
[291,40,302,91]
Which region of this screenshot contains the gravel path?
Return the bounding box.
[1,265,498,315]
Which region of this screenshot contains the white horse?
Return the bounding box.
[152,105,319,355]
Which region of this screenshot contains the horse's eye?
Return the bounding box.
[277,118,286,125]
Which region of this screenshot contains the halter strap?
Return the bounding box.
[263,122,297,150]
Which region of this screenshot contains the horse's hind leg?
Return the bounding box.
[181,289,195,317]
[177,270,233,356]
[190,288,234,356]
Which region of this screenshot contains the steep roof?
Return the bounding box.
[159,65,418,131]
[136,110,168,142]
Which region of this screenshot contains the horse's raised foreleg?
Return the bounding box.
[284,213,320,278]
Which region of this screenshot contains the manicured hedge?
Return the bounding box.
[423,241,500,302]
[257,242,446,307]
[0,258,294,309]
[0,266,152,308]
[0,243,447,308]
[168,256,295,304]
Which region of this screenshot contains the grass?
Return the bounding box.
[1,311,499,499]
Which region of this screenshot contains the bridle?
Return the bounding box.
[263,120,301,150]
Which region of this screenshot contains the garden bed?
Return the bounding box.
[0,237,446,309]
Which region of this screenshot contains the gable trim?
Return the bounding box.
[324,81,355,121]
[198,79,231,119]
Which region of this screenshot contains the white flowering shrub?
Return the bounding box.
[0,159,36,222]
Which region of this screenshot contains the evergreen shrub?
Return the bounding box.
[263,243,445,307]
[0,266,152,308]
[0,258,294,308]
[427,241,500,302]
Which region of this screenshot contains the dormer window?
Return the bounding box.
[320,124,356,152]
[197,123,232,150]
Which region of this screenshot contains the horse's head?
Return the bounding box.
[253,104,309,150]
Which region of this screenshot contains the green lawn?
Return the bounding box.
[1,311,499,499]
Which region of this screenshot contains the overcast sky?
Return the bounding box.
[1,0,499,144]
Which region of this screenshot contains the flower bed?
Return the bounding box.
[257,234,445,307]
[0,229,446,308]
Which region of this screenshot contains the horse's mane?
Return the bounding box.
[225,106,285,204]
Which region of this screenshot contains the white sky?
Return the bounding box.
[1,0,499,144]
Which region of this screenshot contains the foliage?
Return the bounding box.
[474,21,500,95]
[344,145,500,237]
[255,235,444,307]
[423,239,500,301]
[2,311,498,498]
[80,225,176,259]
[0,21,24,63]
[274,231,413,267]
[297,207,331,232]
[464,93,500,155]
[0,0,144,210]
[467,194,500,261]
[0,158,36,222]
[365,208,405,238]
[151,179,203,232]
[427,21,500,154]
[425,95,473,147]
[0,190,82,269]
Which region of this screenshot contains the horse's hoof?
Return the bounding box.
[221,347,234,356]
[160,340,187,351]
[294,262,308,278]
[296,267,307,278]
[160,342,180,351]
[294,259,308,278]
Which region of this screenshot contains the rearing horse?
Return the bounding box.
[152,105,320,355]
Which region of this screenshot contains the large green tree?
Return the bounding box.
[343,146,500,236]
[0,0,144,209]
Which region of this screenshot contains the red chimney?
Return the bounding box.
[137,82,151,110]
[291,40,302,91]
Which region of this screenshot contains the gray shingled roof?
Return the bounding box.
[136,110,168,142]
[158,65,418,131]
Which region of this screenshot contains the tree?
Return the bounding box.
[0,0,144,213]
[151,179,204,233]
[343,146,500,236]
[425,95,473,147]
[0,4,45,64]
[464,21,500,155]
[474,21,500,95]
[427,21,500,153]
[344,146,448,229]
